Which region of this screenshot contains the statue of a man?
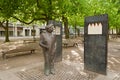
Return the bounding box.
[39,24,56,76]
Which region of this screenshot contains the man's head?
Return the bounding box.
[45,24,54,33]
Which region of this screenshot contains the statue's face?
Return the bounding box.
[46,26,54,33]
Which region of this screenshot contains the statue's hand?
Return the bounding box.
[45,46,49,49]
[39,42,49,49]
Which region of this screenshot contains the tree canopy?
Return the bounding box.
[0,0,120,34]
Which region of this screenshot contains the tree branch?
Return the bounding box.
[0,8,2,10]
[41,13,47,17]
[36,0,41,8]
[12,16,47,24]
[12,16,35,24]
[0,21,5,29]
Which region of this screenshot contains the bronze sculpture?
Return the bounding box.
[39,24,56,76]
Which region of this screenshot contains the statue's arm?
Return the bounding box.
[39,33,48,49]
[49,35,56,52]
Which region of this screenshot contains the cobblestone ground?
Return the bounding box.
[0,38,120,80]
[113,73,120,80]
[16,62,98,80]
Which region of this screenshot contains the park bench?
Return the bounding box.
[110,34,118,39]
[62,38,79,48]
[110,34,120,39]
[62,37,84,48]
[2,40,36,59]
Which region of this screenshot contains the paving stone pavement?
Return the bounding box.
[112,73,120,80]
[0,56,120,80]
[0,60,118,80]
[0,40,120,80]
[15,61,97,80]
[0,60,99,80]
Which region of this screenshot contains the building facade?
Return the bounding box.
[0,23,42,37]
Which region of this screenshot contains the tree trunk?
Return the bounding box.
[74,23,77,38]
[47,0,52,24]
[77,29,80,36]
[118,28,120,35]
[112,28,114,34]
[5,20,10,42]
[116,27,119,35]
[62,16,69,39]
[33,25,36,42]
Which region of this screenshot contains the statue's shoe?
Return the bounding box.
[50,68,55,75]
[44,69,50,76]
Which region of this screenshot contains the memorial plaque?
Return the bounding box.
[88,23,102,34]
[48,20,62,62]
[84,14,108,75]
